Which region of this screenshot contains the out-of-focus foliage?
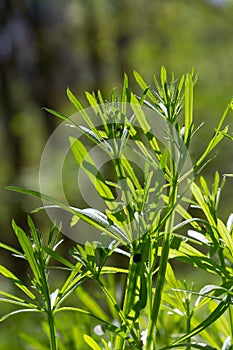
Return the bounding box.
[0,0,232,253]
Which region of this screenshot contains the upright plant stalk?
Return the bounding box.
[47,310,57,350]
[37,250,58,350]
[114,155,140,349]
[146,121,178,349]
[146,188,177,349]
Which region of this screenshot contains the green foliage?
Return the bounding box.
[1,68,233,349]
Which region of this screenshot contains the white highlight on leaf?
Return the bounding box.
[140,328,148,346]
[50,289,59,309]
[226,213,233,232]
[188,230,210,244]
[94,324,104,336]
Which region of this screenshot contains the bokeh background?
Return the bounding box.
[0,0,233,347]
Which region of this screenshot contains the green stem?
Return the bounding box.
[37,254,57,350]
[114,157,135,239]
[115,254,140,349]
[185,300,191,350]
[145,221,172,350]
[47,310,57,350]
[146,129,178,349]
[228,305,233,342]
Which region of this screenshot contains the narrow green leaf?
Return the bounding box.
[43,108,68,121]
[67,87,96,130]
[85,92,108,133]
[217,218,233,255]
[196,101,233,167]
[97,89,104,104]
[130,92,160,154]
[0,308,41,323]
[4,186,127,244]
[59,264,85,297]
[121,73,128,109]
[59,306,137,345]
[12,220,42,282]
[191,182,216,226]
[172,297,229,345]
[27,216,41,251]
[161,342,217,350]
[43,246,75,269]
[121,156,141,190]
[160,66,167,89]
[0,265,36,300]
[0,290,27,303]
[133,70,156,103]
[0,242,23,257]
[69,137,117,210]
[184,73,193,144]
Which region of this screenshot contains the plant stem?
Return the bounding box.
[47,310,57,350]
[145,214,174,350]
[146,124,178,349]
[115,254,140,349]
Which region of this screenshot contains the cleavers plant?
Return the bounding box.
[1,67,233,349]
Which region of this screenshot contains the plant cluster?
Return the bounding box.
[1,68,233,349]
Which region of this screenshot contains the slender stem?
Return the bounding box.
[146,122,178,349]
[146,215,174,350]
[185,298,191,350]
[115,254,140,349]
[218,247,233,341]
[47,310,57,350]
[37,253,57,350]
[228,305,233,342]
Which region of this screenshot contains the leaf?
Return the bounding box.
[0,308,41,323]
[43,246,75,269]
[12,220,42,283]
[69,137,117,210]
[43,108,69,121]
[160,66,167,88]
[4,186,127,244]
[187,230,210,245]
[27,215,41,251]
[67,87,96,130]
[191,182,216,226]
[217,218,233,255]
[59,263,85,299]
[0,265,36,300]
[83,335,106,349]
[196,101,233,167]
[171,297,230,345]
[184,72,194,144]
[130,92,160,154]
[161,342,217,350]
[0,290,27,303]
[50,289,59,310]
[194,284,223,307]
[133,70,156,103]
[121,73,128,111]
[0,242,23,257]
[85,92,108,134]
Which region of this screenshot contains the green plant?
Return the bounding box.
[1,67,233,349]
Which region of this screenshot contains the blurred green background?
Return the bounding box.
[0,0,233,346]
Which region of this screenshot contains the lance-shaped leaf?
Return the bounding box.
[4,186,127,244]
[70,137,117,210]
[12,220,42,282]
[0,265,36,300]
[171,296,230,346]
